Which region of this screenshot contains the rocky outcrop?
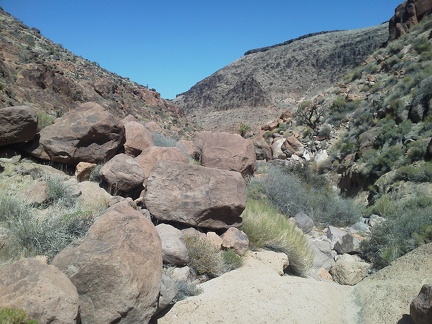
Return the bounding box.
[0,105,37,146]
[388,0,432,42]
[52,201,162,324]
[410,284,432,324]
[0,258,80,323]
[194,131,257,177]
[144,161,246,229]
[100,153,145,193]
[26,102,125,165]
[135,146,189,180]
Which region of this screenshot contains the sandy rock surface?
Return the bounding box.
[158,251,360,324]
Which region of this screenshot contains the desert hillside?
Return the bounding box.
[174,25,388,131]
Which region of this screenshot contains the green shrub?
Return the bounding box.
[395,162,432,182]
[36,112,55,131]
[240,199,314,276]
[152,133,177,147]
[0,193,97,261]
[264,165,361,227]
[238,123,251,137]
[174,280,203,302]
[221,249,243,272]
[361,196,432,269]
[0,307,37,324]
[183,235,223,278]
[46,176,75,207]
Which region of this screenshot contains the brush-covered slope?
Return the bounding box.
[0,8,193,137]
[174,25,388,132]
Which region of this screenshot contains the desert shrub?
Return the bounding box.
[295,101,324,131]
[46,176,75,207]
[183,235,224,278]
[366,144,405,178]
[394,162,432,182]
[152,133,177,147]
[413,36,432,55]
[37,111,55,131]
[89,164,103,183]
[264,165,361,227]
[406,139,429,161]
[0,308,37,324]
[174,280,203,302]
[238,122,251,137]
[221,249,243,272]
[318,123,332,139]
[361,196,432,269]
[240,199,314,276]
[0,193,98,261]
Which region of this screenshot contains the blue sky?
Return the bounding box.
[1,1,402,99]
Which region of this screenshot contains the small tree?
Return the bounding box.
[295,101,324,131]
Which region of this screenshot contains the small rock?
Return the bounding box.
[293,211,315,234]
[250,250,289,275]
[221,227,249,256]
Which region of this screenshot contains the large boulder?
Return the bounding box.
[144,161,246,229]
[123,120,154,156]
[0,105,37,146]
[0,258,80,323]
[52,201,162,324]
[135,146,189,180]
[100,153,145,193]
[194,131,256,177]
[411,284,432,324]
[27,102,125,165]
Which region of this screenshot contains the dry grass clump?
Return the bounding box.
[241,199,314,276]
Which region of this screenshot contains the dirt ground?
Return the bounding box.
[158,244,432,324]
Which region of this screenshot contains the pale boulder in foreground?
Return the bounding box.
[52,200,162,324]
[144,160,246,229]
[0,258,80,323]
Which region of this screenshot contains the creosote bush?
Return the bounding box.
[152,133,177,147]
[240,199,314,276]
[174,280,203,302]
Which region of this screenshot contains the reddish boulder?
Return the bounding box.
[52,201,162,324]
[123,120,154,156]
[194,131,256,177]
[0,258,80,323]
[100,153,145,193]
[135,146,189,180]
[28,102,125,165]
[221,227,249,256]
[144,161,246,229]
[0,105,37,146]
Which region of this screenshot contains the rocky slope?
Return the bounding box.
[0,7,195,137]
[174,25,388,132]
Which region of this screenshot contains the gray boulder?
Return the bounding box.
[293,211,315,234]
[156,223,189,266]
[145,161,246,229]
[334,233,362,255]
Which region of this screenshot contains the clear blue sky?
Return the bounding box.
[1,0,402,99]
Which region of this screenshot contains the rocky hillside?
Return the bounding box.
[174,25,388,132]
[0,7,195,137]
